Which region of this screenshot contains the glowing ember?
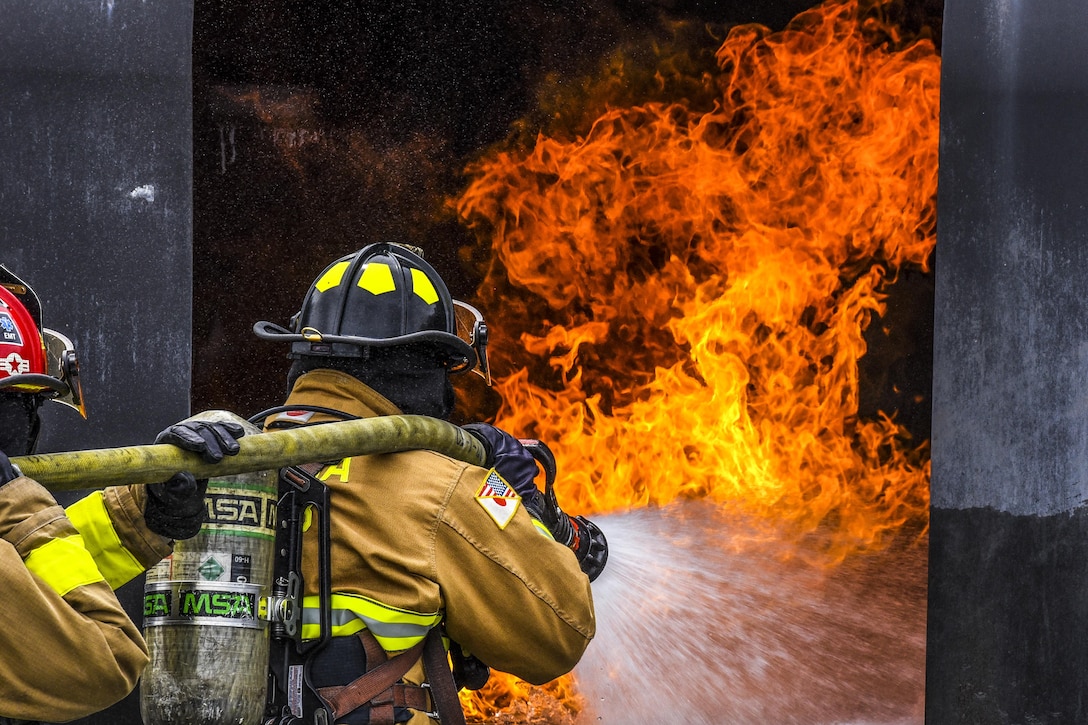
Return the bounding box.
[463,677,582,725]
[454,0,939,719]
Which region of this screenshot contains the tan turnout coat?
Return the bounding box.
[272,368,596,724]
[0,477,171,721]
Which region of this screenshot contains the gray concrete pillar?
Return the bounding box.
[928,1,1088,720]
[0,4,194,724]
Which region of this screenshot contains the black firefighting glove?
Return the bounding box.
[144,472,208,540]
[450,641,491,691]
[0,449,18,488]
[145,420,246,540]
[155,419,245,464]
[462,423,543,505]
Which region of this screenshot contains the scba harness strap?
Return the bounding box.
[314,627,465,725]
[260,416,468,725]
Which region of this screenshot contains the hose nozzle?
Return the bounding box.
[569,515,608,582]
[521,439,609,582]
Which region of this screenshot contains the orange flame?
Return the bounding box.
[455,0,939,719]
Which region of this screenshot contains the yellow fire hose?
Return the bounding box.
[9,412,487,491]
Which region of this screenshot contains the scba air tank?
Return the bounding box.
[141,414,277,725]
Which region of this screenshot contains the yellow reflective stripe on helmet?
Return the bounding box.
[315,261,350,292]
[410,268,439,304]
[300,593,440,651]
[65,491,145,590]
[531,517,555,540]
[358,262,396,295]
[24,535,105,597]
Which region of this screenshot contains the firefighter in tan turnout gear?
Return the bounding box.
[255,243,601,725]
[0,265,244,724]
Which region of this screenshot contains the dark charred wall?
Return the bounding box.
[189,0,825,419]
[929,0,1088,720]
[0,4,194,724]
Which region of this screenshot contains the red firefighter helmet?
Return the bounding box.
[0,265,85,417]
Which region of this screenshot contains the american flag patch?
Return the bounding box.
[480,470,513,498]
[475,468,521,529]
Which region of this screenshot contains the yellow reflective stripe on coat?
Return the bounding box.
[530,517,555,540]
[24,535,105,596]
[300,593,441,651]
[65,491,145,590]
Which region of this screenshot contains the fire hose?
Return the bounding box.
[9,412,487,490]
[10,411,606,581]
[11,411,605,725]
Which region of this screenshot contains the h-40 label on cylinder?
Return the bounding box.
[143,581,266,629]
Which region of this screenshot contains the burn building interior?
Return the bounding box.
[8,0,1088,723]
[189,0,939,439]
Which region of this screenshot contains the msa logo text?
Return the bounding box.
[205,492,276,529]
[179,589,256,620]
[143,591,171,617]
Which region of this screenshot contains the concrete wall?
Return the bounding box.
[928,0,1088,720]
[0,3,194,723]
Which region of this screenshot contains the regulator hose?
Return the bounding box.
[10,411,487,491]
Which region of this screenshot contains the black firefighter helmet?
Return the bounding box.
[254,243,491,383]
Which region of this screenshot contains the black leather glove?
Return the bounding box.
[155,419,245,463]
[0,449,19,487]
[145,419,245,540]
[462,423,541,500]
[450,642,491,691]
[145,472,207,540]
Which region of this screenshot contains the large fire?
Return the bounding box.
[452,0,939,720]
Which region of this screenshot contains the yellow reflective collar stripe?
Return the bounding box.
[65,491,145,590]
[300,593,440,651]
[24,535,105,596]
[530,517,555,540]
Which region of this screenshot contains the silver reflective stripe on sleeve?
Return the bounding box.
[300,592,441,650]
